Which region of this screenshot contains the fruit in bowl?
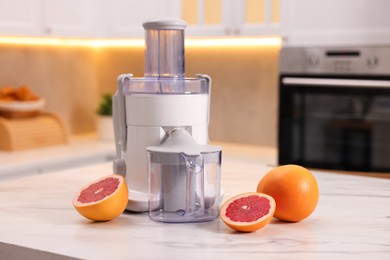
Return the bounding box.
[0,85,45,118]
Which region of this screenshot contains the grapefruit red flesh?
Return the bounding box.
[77,177,120,203]
[220,192,275,232]
[225,195,271,222]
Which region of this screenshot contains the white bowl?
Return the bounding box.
[0,98,45,112]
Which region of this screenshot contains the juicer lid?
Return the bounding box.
[147,128,221,156]
[143,18,187,30]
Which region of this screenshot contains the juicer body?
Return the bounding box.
[113,74,211,212]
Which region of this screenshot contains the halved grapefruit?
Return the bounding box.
[220,192,275,232]
[73,174,128,221]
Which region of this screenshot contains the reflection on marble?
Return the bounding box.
[0,148,389,259]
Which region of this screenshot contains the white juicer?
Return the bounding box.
[112,18,214,212]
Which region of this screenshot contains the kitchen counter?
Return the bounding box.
[0,134,116,181]
[0,143,389,259]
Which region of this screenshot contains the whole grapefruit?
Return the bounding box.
[257,165,319,222]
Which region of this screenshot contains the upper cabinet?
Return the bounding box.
[0,0,283,38]
[281,0,390,46]
[42,0,102,37]
[105,0,178,38]
[0,0,41,36]
[232,0,282,36]
[104,0,283,38]
[176,0,283,37]
[2,0,390,45]
[0,0,103,38]
[177,0,226,36]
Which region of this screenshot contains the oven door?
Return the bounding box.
[279,75,390,172]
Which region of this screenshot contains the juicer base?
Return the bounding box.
[124,189,149,212]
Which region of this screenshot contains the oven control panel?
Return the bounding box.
[280,46,390,75]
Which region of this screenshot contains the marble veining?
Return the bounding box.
[0,145,389,259]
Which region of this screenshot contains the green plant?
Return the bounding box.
[97,92,113,116]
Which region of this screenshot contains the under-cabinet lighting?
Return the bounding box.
[186,37,281,47]
[0,36,281,47]
[0,37,144,47]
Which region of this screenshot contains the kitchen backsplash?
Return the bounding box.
[0,43,279,147]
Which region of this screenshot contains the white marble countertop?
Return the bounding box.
[0,134,116,181]
[0,143,389,259]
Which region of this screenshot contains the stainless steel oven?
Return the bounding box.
[279,46,390,173]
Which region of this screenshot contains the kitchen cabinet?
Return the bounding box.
[231,0,282,36]
[0,0,103,38]
[176,0,283,37]
[6,0,389,42]
[103,0,283,38]
[42,0,103,38]
[175,0,226,36]
[104,0,177,38]
[0,0,41,36]
[281,0,390,46]
[0,0,283,38]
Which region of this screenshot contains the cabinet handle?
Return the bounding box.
[225,28,240,36]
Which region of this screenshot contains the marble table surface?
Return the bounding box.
[0,134,116,181]
[0,143,389,259]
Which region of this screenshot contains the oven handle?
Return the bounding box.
[282,77,390,88]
